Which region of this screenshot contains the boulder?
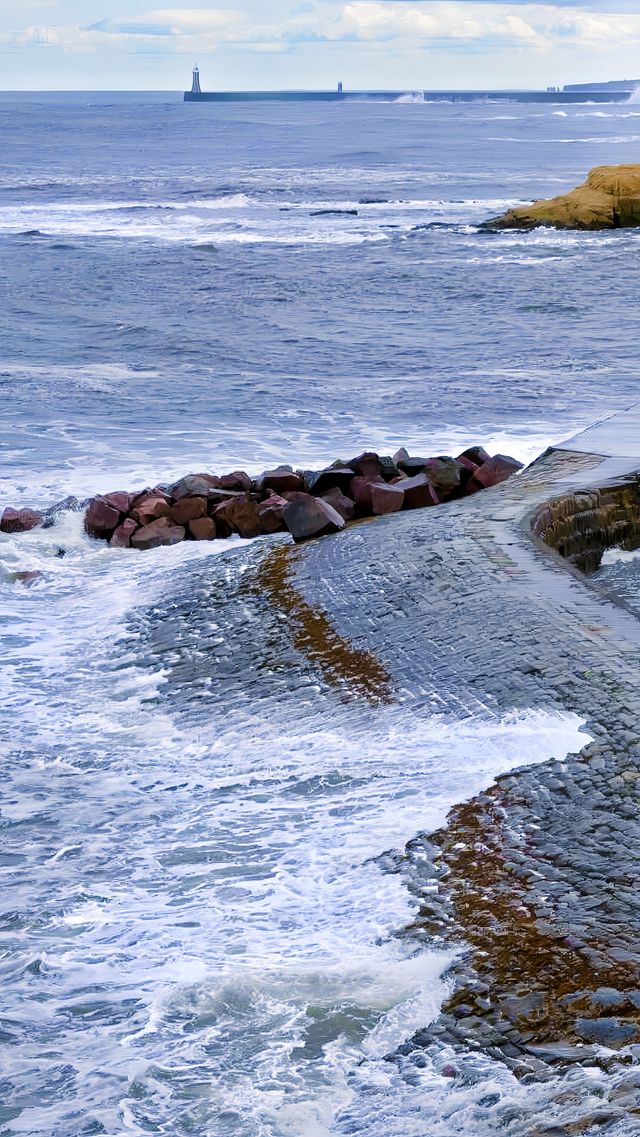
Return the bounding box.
[261,466,304,495]
[303,466,355,496]
[130,517,186,550]
[400,473,434,510]
[574,1017,640,1049]
[257,493,289,533]
[110,518,139,548]
[350,475,378,514]
[171,496,207,525]
[465,454,523,494]
[349,451,383,481]
[371,482,404,515]
[219,470,253,492]
[213,493,262,538]
[103,491,133,514]
[84,497,120,538]
[206,488,252,511]
[483,164,640,231]
[130,493,172,525]
[188,516,217,541]
[397,456,428,475]
[283,494,345,542]
[321,487,355,522]
[171,473,221,501]
[458,445,490,467]
[424,456,464,500]
[1,506,43,534]
[393,447,410,465]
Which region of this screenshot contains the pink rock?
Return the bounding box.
[84,497,121,538]
[257,493,289,534]
[457,446,490,467]
[349,451,382,481]
[371,482,404,515]
[262,467,303,495]
[321,487,355,522]
[110,518,139,548]
[188,516,217,541]
[350,476,378,514]
[0,507,43,533]
[130,517,186,550]
[465,454,523,495]
[130,494,172,525]
[457,455,480,475]
[400,473,434,510]
[103,491,133,514]
[171,473,221,500]
[213,494,262,538]
[393,447,410,464]
[171,496,207,525]
[283,494,345,542]
[219,471,253,492]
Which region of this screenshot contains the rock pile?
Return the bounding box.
[483,163,640,231]
[1,445,523,550]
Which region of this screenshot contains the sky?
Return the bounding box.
[1,0,639,91]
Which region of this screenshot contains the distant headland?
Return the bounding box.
[184,66,640,104]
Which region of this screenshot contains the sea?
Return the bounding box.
[1,92,640,1137]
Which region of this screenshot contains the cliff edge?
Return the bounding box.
[483,163,640,230]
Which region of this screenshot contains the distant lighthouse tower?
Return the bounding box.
[191,65,201,95]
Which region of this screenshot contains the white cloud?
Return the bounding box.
[3,1,640,56]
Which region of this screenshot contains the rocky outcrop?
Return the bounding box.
[483,164,640,231]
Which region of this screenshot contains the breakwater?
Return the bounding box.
[0,445,522,552]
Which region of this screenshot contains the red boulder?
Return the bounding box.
[171,496,207,525]
[457,445,490,467]
[1,506,43,534]
[171,473,221,501]
[188,516,217,541]
[283,494,345,542]
[400,473,434,510]
[130,517,186,550]
[321,487,355,522]
[130,493,172,526]
[213,494,262,538]
[103,491,133,514]
[350,476,378,515]
[84,497,121,538]
[110,518,139,548]
[465,454,523,495]
[219,471,253,492]
[349,451,383,481]
[257,493,289,534]
[262,467,303,495]
[371,482,404,515]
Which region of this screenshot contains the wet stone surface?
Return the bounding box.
[292,444,640,1102]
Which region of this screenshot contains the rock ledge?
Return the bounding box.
[484,164,640,231]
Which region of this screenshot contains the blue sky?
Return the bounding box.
[1,0,639,90]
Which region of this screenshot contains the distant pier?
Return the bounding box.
[184,69,636,104]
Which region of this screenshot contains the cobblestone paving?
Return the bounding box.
[291,445,640,1099]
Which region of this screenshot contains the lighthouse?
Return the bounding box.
[191,65,201,95]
